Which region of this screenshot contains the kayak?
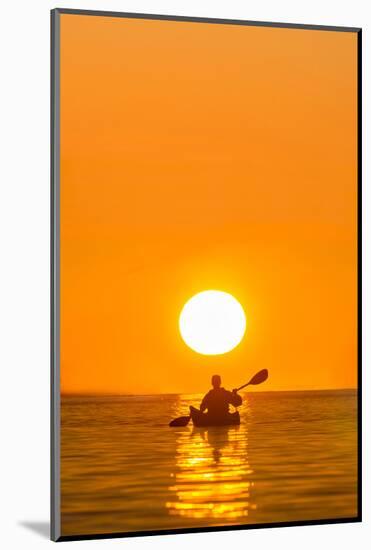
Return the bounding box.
[189,406,240,427]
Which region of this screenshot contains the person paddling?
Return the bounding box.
[169,369,268,427]
[190,374,242,424]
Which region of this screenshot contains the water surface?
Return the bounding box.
[61,390,357,536]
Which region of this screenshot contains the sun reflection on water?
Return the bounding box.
[166,395,255,522]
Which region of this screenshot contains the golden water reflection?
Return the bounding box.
[166,396,255,522]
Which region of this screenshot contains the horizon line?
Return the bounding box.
[61,387,357,397]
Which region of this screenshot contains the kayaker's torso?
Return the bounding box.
[200,387,242,419]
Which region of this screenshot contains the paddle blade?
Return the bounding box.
[169,416,190,427]
[248,369,268,385]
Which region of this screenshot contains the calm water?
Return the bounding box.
[61,390,358,536]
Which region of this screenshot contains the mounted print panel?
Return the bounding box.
[51,9,361,542]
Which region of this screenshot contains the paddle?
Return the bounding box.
[169,369,269,427]
[169,415,192,427]
[235,368,268,392]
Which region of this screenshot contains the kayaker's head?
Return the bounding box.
[211,375,221,389]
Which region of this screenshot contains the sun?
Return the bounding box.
[179,290,246,355]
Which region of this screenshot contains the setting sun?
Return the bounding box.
[179,290,246,355]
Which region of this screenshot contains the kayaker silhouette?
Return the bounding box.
[169,370,268,427]
[189,375,242,427]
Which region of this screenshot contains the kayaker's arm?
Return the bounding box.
[230,389,243,407]
[200,392,210,413]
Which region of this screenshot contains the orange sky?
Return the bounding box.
[59,14,358,394]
